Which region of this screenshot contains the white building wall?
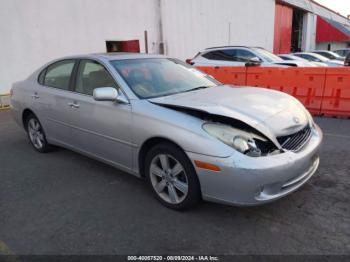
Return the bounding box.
[0,0,160,94]
[161,0,276,60]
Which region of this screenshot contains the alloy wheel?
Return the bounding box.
[149,154,189,204]
[28,118,45,149]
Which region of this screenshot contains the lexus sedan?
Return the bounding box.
[11,53,323,210]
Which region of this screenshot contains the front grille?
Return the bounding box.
[277,125,312,151]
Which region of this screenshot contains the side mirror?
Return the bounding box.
[245,57,262,67]
[93,87,128,104]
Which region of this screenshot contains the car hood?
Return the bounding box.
[149,85,310,147]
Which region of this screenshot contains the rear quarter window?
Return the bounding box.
[38,69,46,85]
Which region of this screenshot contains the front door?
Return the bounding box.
[67,59,133,171]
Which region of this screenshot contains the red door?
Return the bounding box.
[273,4,293,54]
[120,40,140,52]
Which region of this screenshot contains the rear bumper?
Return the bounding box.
[187,124,323,206]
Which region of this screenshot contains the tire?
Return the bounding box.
[25,114,54,153]
[144,142,201,210]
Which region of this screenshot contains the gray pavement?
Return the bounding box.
[0,110,349,255]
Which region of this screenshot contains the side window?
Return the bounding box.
[44,60,75,90]
[202,49,254,62]
[75,60,117,96]
[300,54,310,60]
[232,50,256,61]
[203,50,235,61]
[202,51,216,60]
[38,68,46,85]
[307,55,319,62]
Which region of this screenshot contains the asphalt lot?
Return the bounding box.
[0,109,349,255]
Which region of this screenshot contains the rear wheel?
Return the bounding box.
[25,114,54,153]
[145,143,201,210]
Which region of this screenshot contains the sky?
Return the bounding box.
[314,0,350,17]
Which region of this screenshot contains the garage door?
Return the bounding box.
[273,3,293,54]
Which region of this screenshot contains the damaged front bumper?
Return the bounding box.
[186,124,323,206]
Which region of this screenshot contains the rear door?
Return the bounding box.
[34,59,77,146]
[67,59,133,170]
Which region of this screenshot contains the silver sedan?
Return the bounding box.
[11,53,323,209]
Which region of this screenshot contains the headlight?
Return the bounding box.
[202,123,265,157]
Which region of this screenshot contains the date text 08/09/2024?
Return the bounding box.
[127,256,219,261]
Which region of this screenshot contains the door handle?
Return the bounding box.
[31,93,39,99]
[68,102,80,108]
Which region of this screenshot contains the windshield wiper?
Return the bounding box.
[183,86,211,93]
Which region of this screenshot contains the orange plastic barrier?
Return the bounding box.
[196,66,247,86]
[321,68,350,117]
[195,65,350,118]
[246,67,327,115]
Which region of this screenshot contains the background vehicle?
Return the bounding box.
[189,46,309,67]
[278,54,320,67]
[345,53,350,66]
[11,53,322,210]
[312,50,345,61]
[334,48,350,58]
[293,52,344,67]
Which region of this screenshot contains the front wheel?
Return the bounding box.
[145,143,201,210]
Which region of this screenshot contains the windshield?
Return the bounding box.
[288,55,308,61]
[252,48,284,62]
[310,53,330,62]
[316,51,339,59]
[111,58,218,99]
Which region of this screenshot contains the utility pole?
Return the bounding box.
[157,0,165,54]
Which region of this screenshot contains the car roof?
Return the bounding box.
[59,52,167,61]
[294,52,316,55]
[294,52,329,59]
[204,46,263,51]
[280,54,303,59]
[312,50,336,54]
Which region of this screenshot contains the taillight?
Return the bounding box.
[185,59,193,65]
